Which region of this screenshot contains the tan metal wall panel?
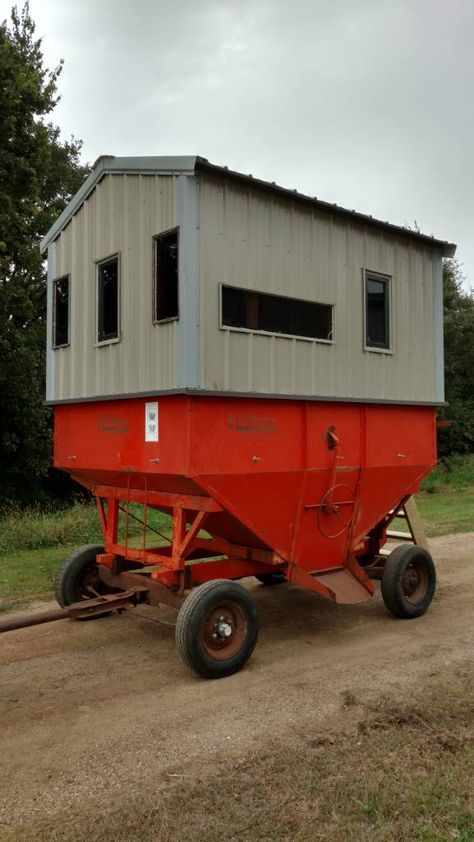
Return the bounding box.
[199,174,439,402]
[49,174,179,401]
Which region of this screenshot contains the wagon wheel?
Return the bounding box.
[176,580,259,679]
[55,544,119,620]
[381,545,436,619]
[316,483,356,539]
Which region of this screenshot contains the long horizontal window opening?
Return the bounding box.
[97,255,119,343]
[365,271,391,350]
[53,275,70,348]
[221,286,333,341]
[153,228,179,322]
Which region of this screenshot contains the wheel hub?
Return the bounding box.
[401,560,428,603]
[403,568,419,595]
[215,619,233,639]
[203,602,247,659]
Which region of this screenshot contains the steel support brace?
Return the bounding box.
[93,485,223,512]
[95,489,285,577]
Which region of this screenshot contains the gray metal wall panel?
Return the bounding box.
[47,169,442,404]
[48,173,179,401]
[198,173,440,402]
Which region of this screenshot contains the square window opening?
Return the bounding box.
[97,256,119,343]
[221,286,333,342]
[153,229,179,323]
[364,271,391,350]
[53,275,70,348]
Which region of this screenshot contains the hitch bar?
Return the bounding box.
[0,588,149,634]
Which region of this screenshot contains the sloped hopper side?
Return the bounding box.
[55,395,436,577]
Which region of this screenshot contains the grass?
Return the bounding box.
[0,546,75,611]
[421,453,474,493]
[0,500,171,554]
[0,455,472,611]
[416,489,474,537]
[8,670,474,841]
[415,454,474,537]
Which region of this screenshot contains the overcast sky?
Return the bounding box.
[3,0,473,286]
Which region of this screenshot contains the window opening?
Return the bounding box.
[153,229,179,322]
[365,271,390,350]
[221,286,333,341]
[97,256,119,343]
[53,275,70,347]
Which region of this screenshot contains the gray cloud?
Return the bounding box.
[3,0,473,284]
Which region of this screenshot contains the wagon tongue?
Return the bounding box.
[0,590,146,633]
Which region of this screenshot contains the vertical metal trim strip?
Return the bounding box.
[433,255,444,402]
[46,242,56,401]
[177,175,200,388]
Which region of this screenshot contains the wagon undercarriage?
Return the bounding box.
[1,483,436,678]
[91,484,380,606]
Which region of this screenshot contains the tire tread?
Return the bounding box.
[381,544,436,619]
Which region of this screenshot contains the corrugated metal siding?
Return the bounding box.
[199,174,440,402]
[49,174,179,401]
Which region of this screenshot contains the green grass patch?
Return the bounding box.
[0,545,75,611]
[0,501,172,555]
[421,453,474,493]
[416,488,474,537]
[0,503,103,554]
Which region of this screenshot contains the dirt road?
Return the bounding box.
[0,532,473,835]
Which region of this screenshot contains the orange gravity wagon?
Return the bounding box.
[35,156,457,677]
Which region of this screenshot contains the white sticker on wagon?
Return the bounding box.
[145,402,159,442]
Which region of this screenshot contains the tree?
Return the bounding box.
[438,259,474,456]
[0,3,89,504]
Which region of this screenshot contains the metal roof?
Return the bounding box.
[40,154,456,256]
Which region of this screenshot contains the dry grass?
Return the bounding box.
[6,672,474,842]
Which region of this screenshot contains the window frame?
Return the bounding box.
[52,274,71,350]
[363,269,393,354]
[218,283,336,344]
[152,226,180,325]
[96,253,121,347]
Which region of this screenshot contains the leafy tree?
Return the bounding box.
[0,3,89,504]
[438,259,474,456]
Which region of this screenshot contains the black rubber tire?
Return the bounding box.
[54,544,113,620]
[176,579,259,679]
[255,572,286,586]
[381,545,436,619]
